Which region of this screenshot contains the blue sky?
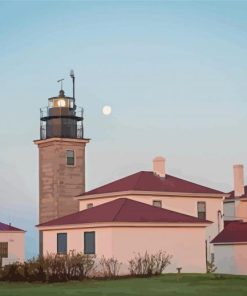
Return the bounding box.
[0,1,247,258]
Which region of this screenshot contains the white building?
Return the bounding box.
[0,222,25,267]
[212,164,247,275]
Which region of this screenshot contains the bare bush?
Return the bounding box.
[128,251,172,276]
[98,256,122,278]
[0,250,172,282]
[66,250,96,279]
[207,256,217,274]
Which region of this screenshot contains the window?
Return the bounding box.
[66,150,75,166]
[87,203,93,209]
[197,202,206,220]
[153,200,162,208]
[57,233,67,254]
[0,242,8,258]
[84,232,95,254]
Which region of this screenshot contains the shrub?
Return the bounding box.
[128,251,172,276]
[0,262,25,281]
[0,251,96,282]
[98,256,122,278]
[24,256,47,282]
[0,250,172,282]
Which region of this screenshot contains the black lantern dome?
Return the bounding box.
[40,88,84,140]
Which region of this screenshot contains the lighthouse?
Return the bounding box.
[34,72,89,254]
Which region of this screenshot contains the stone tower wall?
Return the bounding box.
[35,138,89,224]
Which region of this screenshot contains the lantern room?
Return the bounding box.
[48,90,75,109]
[40,89,83,140]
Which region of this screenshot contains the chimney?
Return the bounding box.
[153,156,166,178]
[233,164,245,197]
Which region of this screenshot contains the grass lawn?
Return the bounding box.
[0,274,247,296]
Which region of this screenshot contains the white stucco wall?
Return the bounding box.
[111,226,207,274]
[0,231,25,266]
[214,244,247,275]
[41,224,207,274]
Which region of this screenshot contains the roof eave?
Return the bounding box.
[37,221,211,231]
[212,241,247,245]
[75,190,227,201]
[0,230,26,233]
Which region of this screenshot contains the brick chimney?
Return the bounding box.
[233,164,245,197]
[153,156,166,178]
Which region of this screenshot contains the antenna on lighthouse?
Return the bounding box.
[70,70,75,99]
[57,78,64,90]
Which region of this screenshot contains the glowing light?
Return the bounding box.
[57,99,66,107]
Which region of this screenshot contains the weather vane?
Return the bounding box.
[57,78,65,90]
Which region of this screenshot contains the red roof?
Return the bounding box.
[37,198,212,227]
[226,186,247,199]
[224,220,242,228]
[211,221,247,244]
[0,222,24,232]
[81,171,224,197]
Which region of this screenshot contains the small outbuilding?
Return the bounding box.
[212,221,247,275]
[37,198,211,274]
[0,222,25,267]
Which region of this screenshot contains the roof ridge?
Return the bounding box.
[112,198,127,222]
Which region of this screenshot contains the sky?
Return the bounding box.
[0,1,247,258]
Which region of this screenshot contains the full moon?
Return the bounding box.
[102,105,112,116]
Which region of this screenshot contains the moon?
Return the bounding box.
[102,105,112,116]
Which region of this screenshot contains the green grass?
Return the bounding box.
[0,274,247,296]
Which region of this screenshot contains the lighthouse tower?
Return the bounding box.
[34,72,89,240]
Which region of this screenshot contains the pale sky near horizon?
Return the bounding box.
[0,1,247,258]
